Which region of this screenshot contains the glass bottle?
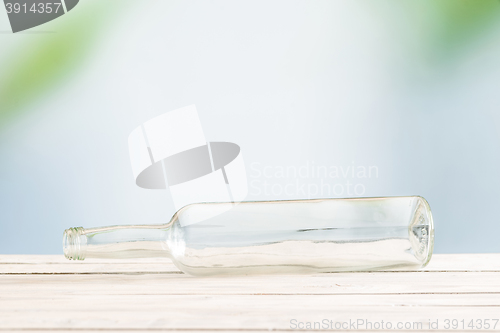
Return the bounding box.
[63,196,434,276]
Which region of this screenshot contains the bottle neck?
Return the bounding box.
[63,225,170,260]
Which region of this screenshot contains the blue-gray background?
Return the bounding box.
[1,0,499,254]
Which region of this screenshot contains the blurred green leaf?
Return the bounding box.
[0,1,124,125]
[433,0,500,53]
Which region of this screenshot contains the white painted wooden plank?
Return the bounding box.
[2,328,488,333]
[424,253,500,271]
[2,327,332,333]
[0,255,171,264]
[2,328,292,333]
[0,272,499,295]
[1,295,499,330]
[0,255,179,274]
[1,254,500,274]
[0,263,180,274]
[2,293,500,308]
[1,254,499,332]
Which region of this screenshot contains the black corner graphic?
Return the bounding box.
[3,0,79,33]
[64,0,78,11]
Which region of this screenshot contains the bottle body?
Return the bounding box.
[64,196,434,276]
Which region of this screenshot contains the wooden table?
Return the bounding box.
[1,254,499,332]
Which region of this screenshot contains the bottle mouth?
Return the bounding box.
[63,227,87,260]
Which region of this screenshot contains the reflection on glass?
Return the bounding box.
[64,196,434,276]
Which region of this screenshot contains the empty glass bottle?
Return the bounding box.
[63,196,434,276]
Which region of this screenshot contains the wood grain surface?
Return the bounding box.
[0,254,499,332]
